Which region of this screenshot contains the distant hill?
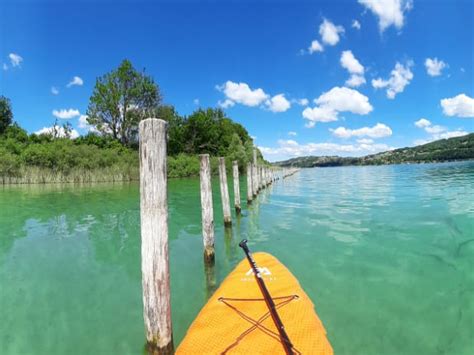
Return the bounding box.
[275,133,474,167]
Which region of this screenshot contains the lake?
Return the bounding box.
[1,162,473,354]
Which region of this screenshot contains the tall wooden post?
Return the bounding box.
[252,148,258,196]
[139,118,173,355]
[218,157,232,227]
[246,162,253,204]
[232,161,241,213]
[199,154,215,263]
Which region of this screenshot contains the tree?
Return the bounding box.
[86,59,161,145]
[0,96,13,135]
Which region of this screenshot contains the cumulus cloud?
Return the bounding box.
[414,118,431,128]
[440,94,474,118]
[67,76,84,87]
[319,19,344,46]
[315,86,373,114]
[346,74,367,88]
[52,108,80,119]
[358,0,413,32]
[303,86,373,127]
[217,81,268,107]
[340,50,366,87]
[259,138,394,161]
[425,58,447,77]
[331,123,392,139]
[413,117,469,145]
[218,99,235,109]
[352,20,361,30]
[302,106,339,127]
[357,138,374,144]
[35,125,79,139]
[372,61,413,99]
[308,40,324,54]
[340,50,364,74]
[9,53,23,67]
[2,63,8,71]
[288,131,297,136]
[51,86,59,95]
[265,94,291,112]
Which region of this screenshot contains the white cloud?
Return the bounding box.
[265,94,291,113]
[52,108,80,119]
[67,76,84,87]
[315,86,373,114]
[218,99,235,109]
[302,106,338,126]
[331,123,392,139]
[35,125,79,139]
[288,131,297,136]
[346,74,366,87]
[303,86,373,127]
[340,50,364,74]
[2,63,8,71]
[319,19,344,46]
[425,58,447,77]
[372,61,413,99]
[440,94,474,118]
[217,81,268,107]
[51,86,59,95]
[414,118,431,128]
[340,50,366,87]
[358,0,413,32]
[193,98,200,105]
[352,20,361,30]
[9,53,23,67]
[413,117,469,145]
[259,138,394,161]
[308,40,324,54]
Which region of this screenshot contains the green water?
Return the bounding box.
[1,162,473,354]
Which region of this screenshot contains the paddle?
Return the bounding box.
[239,239,295,355]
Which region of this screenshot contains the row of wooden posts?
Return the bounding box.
[138,118,299,354]
[199,150,298,264]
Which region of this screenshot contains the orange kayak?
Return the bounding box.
[176,252,333,354]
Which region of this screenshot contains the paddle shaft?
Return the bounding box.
[239,240,294,355]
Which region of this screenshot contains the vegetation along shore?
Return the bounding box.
[0,60,263,184]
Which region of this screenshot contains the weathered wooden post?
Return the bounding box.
[247,163,253,204]
[218,157,232,227]
[199,154,215,263]
[252,148,258,196]
[246,162,253,204]
[139,118,173,355]
[232,161,241,213]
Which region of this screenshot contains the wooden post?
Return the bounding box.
[199,154,215,263]
[218,157,232,227]
[246,162,253,204]
[139,118,173,355]
[232,161,241,213]
[252,148,258,196]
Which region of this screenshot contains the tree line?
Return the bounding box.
[0,60,262,182]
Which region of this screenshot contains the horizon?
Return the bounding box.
[1,0,473,162]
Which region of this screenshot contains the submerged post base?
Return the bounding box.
[145,340,174,355]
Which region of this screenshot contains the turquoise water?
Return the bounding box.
[1,162,473,354]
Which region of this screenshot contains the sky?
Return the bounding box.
[1,0,473,161]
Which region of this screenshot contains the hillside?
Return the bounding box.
[275,133,474,167]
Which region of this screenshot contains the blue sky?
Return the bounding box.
[1,0,473,161]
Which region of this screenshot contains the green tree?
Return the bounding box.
[87,59,161,145]
[156,105,185,155]
[0,96,13,135]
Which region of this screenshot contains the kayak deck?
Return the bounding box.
[176,252,333,354]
